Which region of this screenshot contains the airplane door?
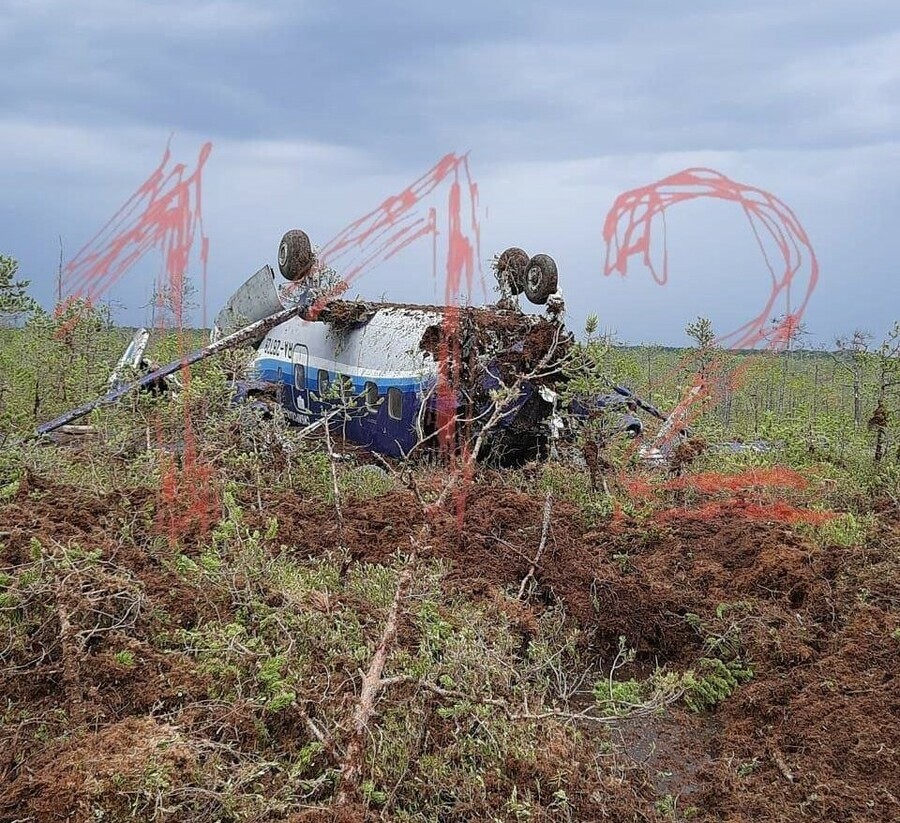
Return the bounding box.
[291,344,309,412]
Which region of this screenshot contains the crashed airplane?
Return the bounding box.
[37,229,665,461]
[214,231,579,464]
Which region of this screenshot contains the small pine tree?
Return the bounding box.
[0,255,39,325]
[685,315,717,378]
[685,316,716,350]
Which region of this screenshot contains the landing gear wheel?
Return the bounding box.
[524,253,558,304]
[496,247,529,295]
[278,229,314,282]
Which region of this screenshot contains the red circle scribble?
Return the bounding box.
[603,167,822,442]
[603,168,830,525]
[603,167,818,350]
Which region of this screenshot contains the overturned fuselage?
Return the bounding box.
[250,301,565,462]
[215,247,568,463]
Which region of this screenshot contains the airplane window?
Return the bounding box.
[387,387,402,421]
[293,363,305,391]
[317,368,330,398]
[364,381,378,412]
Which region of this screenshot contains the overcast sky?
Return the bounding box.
[1,0,898,345]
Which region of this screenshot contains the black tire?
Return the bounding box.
[524,253,558,304]
[278,229,314,282]
[496,247,529,295]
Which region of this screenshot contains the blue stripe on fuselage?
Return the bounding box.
[253,356,425,458]
[255,357,424,392]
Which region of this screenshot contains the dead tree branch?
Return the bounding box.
[322,417,346,556]
[419,680,680,725]
[296,704,341,763]
[332,321,568,807]
[517,491,552,600]
[334,539,420,805]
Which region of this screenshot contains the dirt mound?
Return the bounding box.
[0,476,139,565]
[254,482,840,663]
[641,514,823,604]
[3,473,898,821]
[256,478,900,820]
[1,717,198,822]
[0,478,221,782]
[256,481,837,667]
[608,513,900,822]
[0,474,223,629]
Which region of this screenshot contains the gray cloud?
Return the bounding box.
[1,0,898,344]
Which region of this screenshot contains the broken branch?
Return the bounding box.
[517,491,553,599]
[334,541,419,805]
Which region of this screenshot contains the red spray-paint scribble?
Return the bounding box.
[308,154,481,455]
[300,153,481,521]
[604,167,817,350]
[627,460,838,526]
[666,466,808,494]
[314,153,481,299]
[604,167,819,448]
[59,140,216,542]
[61,140,212,328]
[628,466,810,498]
[604,168,823,524]
[625,466,837,522]
[63,146,482,533]
[657,500,834,526]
